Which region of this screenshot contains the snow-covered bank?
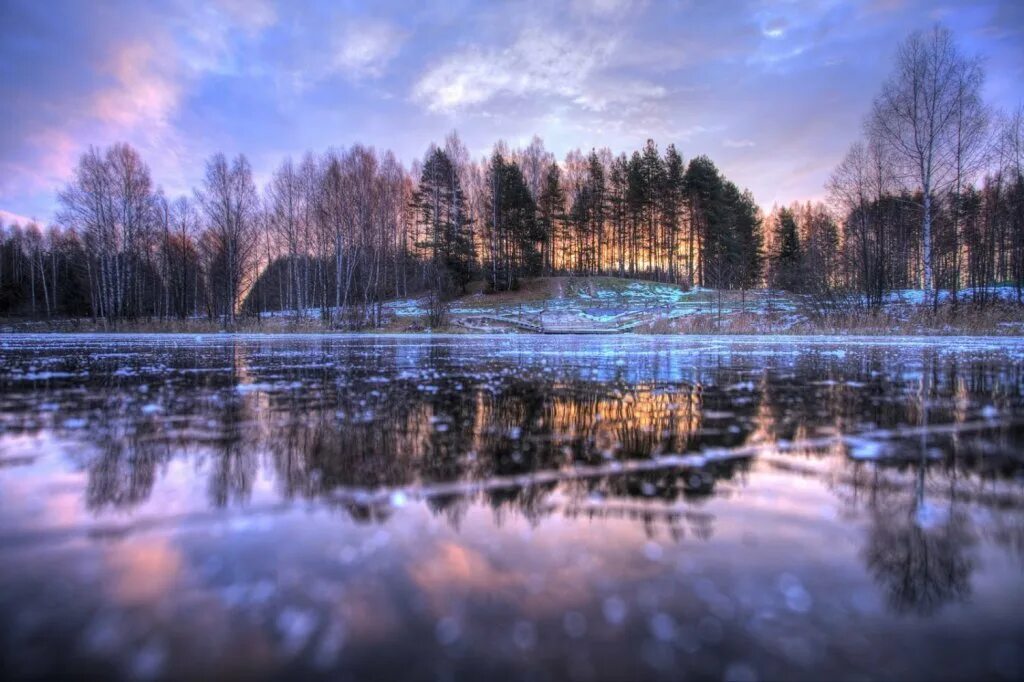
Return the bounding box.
[3,277,1022,336]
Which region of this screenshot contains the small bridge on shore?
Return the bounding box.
[457,310,646,334]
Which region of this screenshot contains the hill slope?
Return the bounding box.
[383,277,797,332]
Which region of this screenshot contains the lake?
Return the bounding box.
[1,333,1022,681]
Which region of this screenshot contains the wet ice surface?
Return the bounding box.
[1,334,1023,681]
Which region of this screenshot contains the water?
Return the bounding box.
[1,333,1022,681]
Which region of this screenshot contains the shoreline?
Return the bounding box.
[2,326,1023,339]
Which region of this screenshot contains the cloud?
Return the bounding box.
[572,0,643,18]
[0,209,36,226]
[333,20,407,79]
[0,0,281,218]
[2,0,1022,223]
[0,128,79,208]
[214,0,277,33]
[91,41,181,131]
[762,17,788,38]
[413,28,599,111]
[573,79,667,112]
[412,26,664,114]
[176,0,277,75]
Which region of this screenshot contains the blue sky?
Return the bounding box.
[1,0,1022,225]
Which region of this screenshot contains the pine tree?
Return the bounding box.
[640,140,665,275]
[684,156,726,287]
[772,208,802,292]
[585,151,606,274]
[626,151,646,276]
[537,163,565,275]
[731,187,763,292]
[411,148,474,299]
[608,155,629,277]
[662,145,685,282]
[486,152,539,291]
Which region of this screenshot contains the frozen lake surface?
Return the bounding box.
[1,333,1023,681]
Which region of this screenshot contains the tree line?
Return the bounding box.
[1,24,1021,327]
[0,133,764,326]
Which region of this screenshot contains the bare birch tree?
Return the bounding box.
[869,25,984,297]
[196,153,260,328]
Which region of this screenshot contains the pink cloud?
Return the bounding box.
[0,208,37,226]
[0,128,79,204]
[92,41,181,131]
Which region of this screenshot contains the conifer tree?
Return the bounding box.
[731,187,763,292]
[411,148,475,299]
[684,155,725,287]
[537,163,565,275]
[662,145,685,282]
[772,208,802,292]
[486,152,539,291]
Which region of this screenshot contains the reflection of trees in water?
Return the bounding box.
[835,350,979,616]
[751,346,1024,441]
[77,344,262,510]
[465,378,715,471]
[991,513,1024,565]
[256,368,752,529]
[61,340,1024,549]
[80,389,262,511]
[560,459,751,541]
[563,502,716,542]
[847,450,1015,615]
[863,504,975,615]
[424,494,470,530]
[206,392,258,507]
[566,459,748,506]
[255,367,739,527]
[760,345,1024,616]
[85,421,169,510]
[543,385,704,460]
[269,405,432,494]
[205,344,260,507]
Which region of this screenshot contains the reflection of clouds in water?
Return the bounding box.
[105,536,184,606]
[410,541,520,598]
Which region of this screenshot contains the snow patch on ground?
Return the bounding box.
[236,280,1022,333]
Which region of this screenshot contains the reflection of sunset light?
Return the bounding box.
[0,432,91,530]
[106,537,184,605]
[410,541,516,593]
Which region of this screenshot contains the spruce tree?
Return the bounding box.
[608,155,629,277]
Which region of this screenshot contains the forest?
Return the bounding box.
[1,25,1022,328]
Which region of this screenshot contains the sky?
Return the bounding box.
[1,0,1022,226]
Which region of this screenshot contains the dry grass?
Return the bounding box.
[788,303,1024,336]
[0,312,478,335]
[2,281,1021,337]
[458,277,564,309]
[640,312,776,335]
[638,302,1023,336]
[0,316,329,334]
